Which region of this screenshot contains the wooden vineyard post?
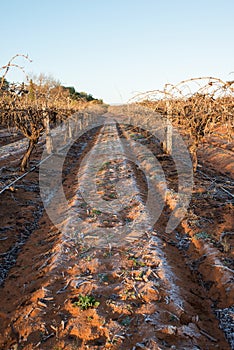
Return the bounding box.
[163,100,172,154]
[44,113,53,154]
[64,118,73,144]
[68,119,72,139]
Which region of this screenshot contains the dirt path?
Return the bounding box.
[0,115,233,349]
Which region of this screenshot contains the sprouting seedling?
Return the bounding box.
[91,208,102,215]
[72,294,100,310]
[194,231,211,240]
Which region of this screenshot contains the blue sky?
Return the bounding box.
[1,0,233,104]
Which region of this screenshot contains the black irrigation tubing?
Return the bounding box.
[0,153,52,195]
[197,169,234,199]
[2,128,94,199]
[204,144,234,157]
[0,137,75,196]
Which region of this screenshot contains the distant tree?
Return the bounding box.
[0,77,10,92]
[63,86,103,103]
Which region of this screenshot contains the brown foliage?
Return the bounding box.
[134,77,234,170]
[0,55,87,170]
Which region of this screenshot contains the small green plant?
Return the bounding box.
[107,336,118,345]
[87,315,94,321]
[121,316,132,326]
[125,217,133,223]
[128,256,145,267]
[91,208,102,215]
[194,231,211,240]
[103,251,112,258]
[80,202,87,207]
[86,255,92,261]
[220,236,231,253]
[72,294,100,310]
[126,304,133,313]
[169,314,179,322]
[108,192,117,199]
[130,133,144,140]
[98,273,109,282]
[134,271,144,280]
[100,161,111,170]
[120,288,137,300]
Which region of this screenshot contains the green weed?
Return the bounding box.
[72,294,100,310]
